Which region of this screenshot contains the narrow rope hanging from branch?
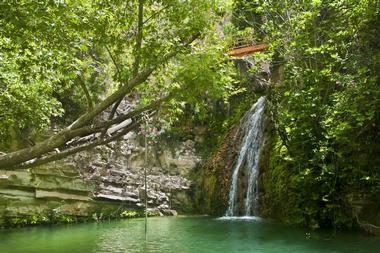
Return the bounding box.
[144,116,149,239]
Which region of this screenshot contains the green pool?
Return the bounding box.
[0,216,379,253]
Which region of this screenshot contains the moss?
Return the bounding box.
[1,207,147,229]
[119,210,151,218]
[201,174,217,214]
[120,210,139,218]
[261,132,364,230]
[192,124,241,216]
[2,214,75,228]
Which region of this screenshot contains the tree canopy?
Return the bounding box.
[0,0,236,169]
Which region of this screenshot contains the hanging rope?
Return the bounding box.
[142,113,149,240]
[144,127,148,238]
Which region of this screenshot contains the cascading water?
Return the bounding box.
[225,96,266,217]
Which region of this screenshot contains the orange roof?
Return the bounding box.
[228,43,270,57]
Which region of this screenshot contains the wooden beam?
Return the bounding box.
[228,43,270,57]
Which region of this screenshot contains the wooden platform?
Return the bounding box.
[228,43,269,57]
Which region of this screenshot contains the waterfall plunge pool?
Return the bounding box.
[1,216,379,253]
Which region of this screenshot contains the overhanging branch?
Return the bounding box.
[17,120,141,170]
[69,33,198,131]
[0,34,198,169]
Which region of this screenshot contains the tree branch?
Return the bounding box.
[133,0,144,75]
[79,77,94,111]
[105,95,169,130]
[0,95,168,169]
[103,44,125,136]
[0,35,198,169]
[108,0,145,123]
[105,45,122,79]
[16,120,141,170]
[143,5,169,26]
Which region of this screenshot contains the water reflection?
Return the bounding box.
[0,217,379,253]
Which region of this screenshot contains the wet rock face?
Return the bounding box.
[72,130,202,215]
[196,124,241,215]
[0,127,205,226]
[234,58,271,93]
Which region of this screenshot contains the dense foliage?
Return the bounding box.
[1,0,379,231]
[0,0,237,168]
[232,0,380,228]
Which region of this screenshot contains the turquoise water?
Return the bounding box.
[0,216,379,253]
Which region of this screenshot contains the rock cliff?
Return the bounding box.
[0,128,205,227]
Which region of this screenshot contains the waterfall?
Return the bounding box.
[225,96,266,217]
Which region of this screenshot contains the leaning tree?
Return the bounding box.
[0,0,235,169]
